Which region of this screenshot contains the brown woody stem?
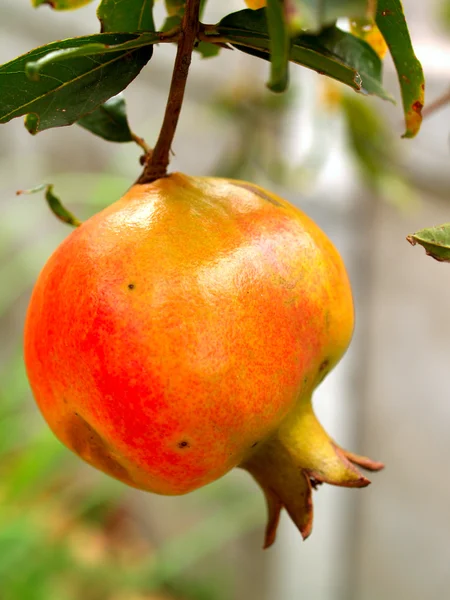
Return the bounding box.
[131,132,151,154]
[138,0,201,184]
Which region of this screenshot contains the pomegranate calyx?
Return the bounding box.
[240,396,384,548]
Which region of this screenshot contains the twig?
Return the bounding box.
[138,0,201,183]
[131,132,151,154]
[422,87,450,120]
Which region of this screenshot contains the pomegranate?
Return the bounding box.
[24,173,382,547]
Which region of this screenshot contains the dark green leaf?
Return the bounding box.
[218,9,275,40]
[0,33,156,133]
[17,184,82,227]
[216,10,393,100]
[376,0,424,138]
[266,0,290,92]
[302,27,391,100]
[98,0,155,33]
[77,94,134,142]
[407,224,450,262]
[32,0,94,9]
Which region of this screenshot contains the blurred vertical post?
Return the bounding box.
[265,67,367,600]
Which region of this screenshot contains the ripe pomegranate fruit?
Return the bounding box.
[24,173,382,547]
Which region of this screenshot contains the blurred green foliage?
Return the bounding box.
[213,76,414,209]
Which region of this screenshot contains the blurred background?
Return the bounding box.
[1,1,450,599]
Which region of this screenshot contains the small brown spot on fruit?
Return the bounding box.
[318,359,330,382]
[251,442,259,448]
[128,283,135,290]
[177,440,190,449]
[319,359,329,372]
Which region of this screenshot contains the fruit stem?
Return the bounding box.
[138,0,201,184]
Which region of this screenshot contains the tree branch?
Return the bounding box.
[422,87,450,120]
[138,0,201,184]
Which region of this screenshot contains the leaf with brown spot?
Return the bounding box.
[407,223,450,263]
[375,0,424,138]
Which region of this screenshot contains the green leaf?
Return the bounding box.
[285,0,374,34]
[165,0,185,17]
[341,93,393,177]
[32,0,94,9]
[375,0,424,138]
[195,41,221,58]
[407,224,450,262]
[161,0,184,32]
[161,0,219,57]
[163,0,209,21]
[161,15,182,31]
[216,9,393,101]
[24,44,118,81]
[98,0,155,33]
[77,94,134,142]
[0,33,156,133]
[17,184,82,227]
[266,0,290,92]
[162,14,220,57]
[341,93,416,208]
[304,27,392,100]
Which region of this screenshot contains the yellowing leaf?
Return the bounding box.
[350,19,388,59]
[32,0,94,9]
[375,0,424,138]
[245,0,267,9]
